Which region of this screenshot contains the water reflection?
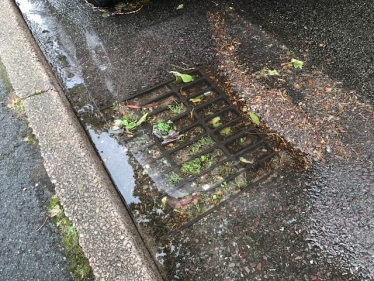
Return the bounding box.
[87,126,140,204]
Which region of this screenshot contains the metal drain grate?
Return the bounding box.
[100,67,277,236]
[104,67,275,197]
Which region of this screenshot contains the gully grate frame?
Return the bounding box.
[104,67,276,198]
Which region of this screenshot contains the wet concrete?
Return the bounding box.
[14,0,374,280]
[0,60,73,280]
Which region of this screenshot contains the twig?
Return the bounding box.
[124,5,143,15]
[36,215,50,232]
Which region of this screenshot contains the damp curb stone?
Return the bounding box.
[0,0,163,280]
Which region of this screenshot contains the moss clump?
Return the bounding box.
[48,195,94,281]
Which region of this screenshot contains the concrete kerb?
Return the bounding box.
[0,0,163,280]
[0,0,52,99]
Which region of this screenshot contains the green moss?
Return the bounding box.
[0,60,13,93]
[23,126,38,145]
[7,93,25,117]
[48,196,94,281]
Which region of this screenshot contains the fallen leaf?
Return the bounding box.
[176,4,184,9]
[268,69,280,76]
[136,112,148,126]
[239,156,254,164]
[189,96,203,103]
[49,205,61,217]
[308,79,316,84]
[249,112,260,125]
[325,87,332,92]
[256,262,262,271]
[170,71,193,83]
[244,266,250,274]
[211,116,222,128]
[291,58,304,69]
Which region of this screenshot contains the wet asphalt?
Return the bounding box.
[11,0,374,280]
[0,62,73,279]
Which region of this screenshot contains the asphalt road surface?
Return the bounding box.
[0,61,73,280]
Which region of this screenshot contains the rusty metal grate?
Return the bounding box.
[100,67,277,236]
[103,67,276,198]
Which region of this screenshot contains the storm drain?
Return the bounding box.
[100,67,277,237]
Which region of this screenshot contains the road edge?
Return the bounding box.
[0,1,163,280]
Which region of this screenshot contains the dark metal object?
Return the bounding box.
[113,67,276,197]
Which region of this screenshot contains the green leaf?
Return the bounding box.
[102,12,110,18]
[268,69,280,76]
[249,112,260,125]
[291,59,303,69]
[219,127,231,136]
[170,71,194,83]
[136,112,148,126]
[189,95,203,103]
[211,116,222,128]
[161,196,167,206]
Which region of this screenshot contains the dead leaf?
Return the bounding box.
[239,156,254,164]
[308,79,316,84]
[49,205,61,217]
[256,262,262,271]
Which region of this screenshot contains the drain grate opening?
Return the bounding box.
[100,67,278,237]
